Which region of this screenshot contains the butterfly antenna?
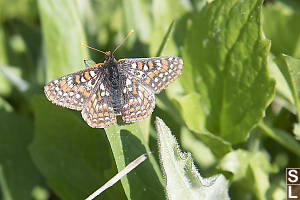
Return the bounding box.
[112,29,134,55]
[80,43,108,55]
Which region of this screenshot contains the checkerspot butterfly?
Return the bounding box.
[44,31,184,128]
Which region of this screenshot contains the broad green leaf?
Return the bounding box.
[178,92,232,158]
[30,95,125,200]
[219,149,278,200]
[0,110,42,200]
[39,0,88,81]
[274,54,300,119]
[105,122,165,200]
[263,1,300,58]
[156,117,230,200]
[181,0,275,144]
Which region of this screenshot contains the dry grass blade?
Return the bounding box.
[85,153,148,200]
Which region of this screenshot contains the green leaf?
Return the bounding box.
[150,0,191,56]
[0,65,30,92]
[274,54,300,119]
[156,117,230,200]
[30,95,125,200]
[181,0,275,144]
[104,121,165,200]
[293,123,300,141]
[0,0,38,23]
[38,0,88,81]
[0,25,12,96]
[180,127,216,169]
[267,54,294,105]
[263,1,300,58]
[219,149,278,200]
[155,20,176,57]
[0,110,42,200]
[258,122,300,157]
[0,97,13,112]
[177,92,232,158]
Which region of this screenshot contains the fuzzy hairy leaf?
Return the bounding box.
[156,117,230,200]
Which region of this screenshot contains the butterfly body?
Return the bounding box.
[44,52,184,128]
[103,53,123,114]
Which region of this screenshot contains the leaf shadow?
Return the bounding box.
[120,129,165,200]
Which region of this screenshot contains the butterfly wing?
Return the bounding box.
[81,81,117,128]
[119,71,155,123]
[118,56,184,94]
[44,65,102,111]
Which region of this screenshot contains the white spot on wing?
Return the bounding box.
[90,71,96,77]
[81,76,86,82]
[137,97,142,104]
[143,65,148,71]
[126,79,132,86]
[100,83,105,90]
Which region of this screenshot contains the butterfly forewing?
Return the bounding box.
[44,65,102,110]
[118,56,184,94]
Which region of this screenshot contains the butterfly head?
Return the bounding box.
[104,51,117,63]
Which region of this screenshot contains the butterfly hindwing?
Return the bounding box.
[118,56,184,94]
[81,83,117,128]
[120,73,155,123]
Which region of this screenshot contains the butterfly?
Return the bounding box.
[44,32,184,128]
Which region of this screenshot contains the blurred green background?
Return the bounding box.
[0,0,300,199]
